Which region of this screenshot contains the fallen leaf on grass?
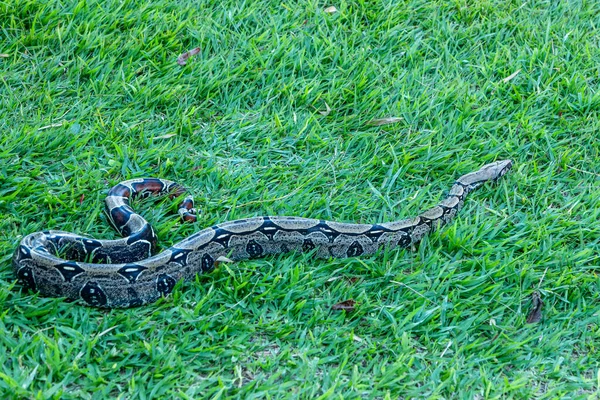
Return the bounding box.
[526,291,543,324]
[319,102,331,116]
[79,194,85,205]
[366,117,403,126]
[332,299,356,311]
[152,133,177,140]
[177,47,201,66]
[501,69,521,83]
[214,256,234,268]
[324,6,338,13]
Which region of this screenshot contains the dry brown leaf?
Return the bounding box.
[501,69,521,83]
[366,117,403,126]
[177,47,201,66]
[526,291,543,324]
[332,299,356,311]
[79,194,85,205]
[324,6,338,13]
[152,133,177,140]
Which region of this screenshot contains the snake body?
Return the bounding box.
[13,160,512,308]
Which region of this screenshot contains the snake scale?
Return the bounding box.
[13,160,512,308]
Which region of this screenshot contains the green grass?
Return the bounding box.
[1,0,600,398]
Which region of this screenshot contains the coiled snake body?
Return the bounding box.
[13,160,512,308]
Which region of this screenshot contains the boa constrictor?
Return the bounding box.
[13,160,512,308]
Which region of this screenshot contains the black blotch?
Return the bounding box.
[110,206,134,232]
[180,198,194,209]
[81,238,102,251]
[54,262,85,282]
[127,287,143,307]
[168,248,192,266]
[201,253,215,273]
[309,221,340,242]
[44,233,68,251]
[346,241,364,257]
[107,183,131,197]
[131,179,166,198]
[80,281,108,307]
[397,235,411,248]
[212,228,232,247]
[118,264,148,283]
[156,274,176,297]
[16,266,36,291]
[302,239,316,252]
[259,218,279,239]
[17,245,32,260]
[128,223,156,246]
[440,205,457,219]
[365,225,390,242]
[246,240,263,258]
[419,216,433,227]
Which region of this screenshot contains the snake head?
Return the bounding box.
[457,159,513,187]
[485,159,513,180]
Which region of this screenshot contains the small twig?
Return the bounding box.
[38,122,65,131]
[391,280,438,305]
[537,267,548,288]
[501,69,521,83]
[440,340,452,357]
[94,325,118,339]
[567,165,600,178]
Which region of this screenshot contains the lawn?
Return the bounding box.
[1,0,600,398]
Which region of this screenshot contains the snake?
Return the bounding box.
[12,160,512,308]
